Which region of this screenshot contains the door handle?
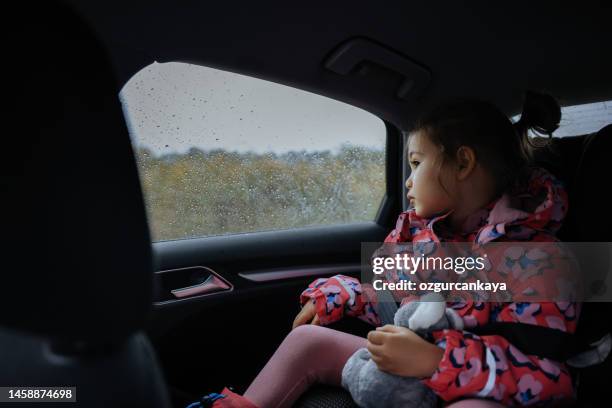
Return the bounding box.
[170,273,231,298]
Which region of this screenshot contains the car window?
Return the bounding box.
[513,99,612,137]
[120,62,386,242]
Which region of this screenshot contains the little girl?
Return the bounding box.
[199,91,579,408]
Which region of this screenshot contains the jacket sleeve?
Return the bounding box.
[298,210,411,326]
[421,301,579,406]
[300,274,381,326]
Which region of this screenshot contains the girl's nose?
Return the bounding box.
[405,176,412,190]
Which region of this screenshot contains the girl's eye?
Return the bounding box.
[410,160,420,168]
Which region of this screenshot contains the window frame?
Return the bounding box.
[132,117,401,243]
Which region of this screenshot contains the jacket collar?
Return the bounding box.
[397,166,568,246]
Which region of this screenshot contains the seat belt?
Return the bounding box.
[469,322,592,361]
[372,293,611,364]
[471,322,612,366]
[372,288,399,326]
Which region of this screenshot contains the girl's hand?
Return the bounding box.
[366,324,444,378]
[292,301,320,329]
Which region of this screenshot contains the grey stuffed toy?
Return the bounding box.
[341,293,464,408]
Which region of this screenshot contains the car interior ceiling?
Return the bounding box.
[68,1,612,126]
[2,2,611,408]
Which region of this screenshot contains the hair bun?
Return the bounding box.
[516,90,561,136]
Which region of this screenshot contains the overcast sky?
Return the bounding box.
[119,62,386,156]
[120,62,610,156]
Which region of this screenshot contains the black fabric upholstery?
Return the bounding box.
[534,127,612,343]
[0,328,170,408]
[533,126,612,244]
[569,125,612,243]
[2,2,153,344]
[294,385,359,408]
[0,3,171,407]
[557,125,612,406]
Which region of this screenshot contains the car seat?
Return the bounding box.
[0,3,171,408]
[553,124,612,407]
[294,124,612,407]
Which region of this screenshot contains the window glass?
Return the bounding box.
[513,99,612,137]
[120,62,386,242]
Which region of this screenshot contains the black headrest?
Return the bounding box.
[530,125,612,347]
[533,125,612,242]
[2,3,153,344]
[570,124,612,242]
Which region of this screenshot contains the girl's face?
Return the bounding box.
[405,131,457,218]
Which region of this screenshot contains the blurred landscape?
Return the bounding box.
[134,144,385,241]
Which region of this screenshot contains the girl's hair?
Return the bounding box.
[411,90,561,198]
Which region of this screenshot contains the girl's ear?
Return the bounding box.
[455,146,476,181]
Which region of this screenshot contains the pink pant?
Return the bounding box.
[244,324,366,408]
[243,324,506,408]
